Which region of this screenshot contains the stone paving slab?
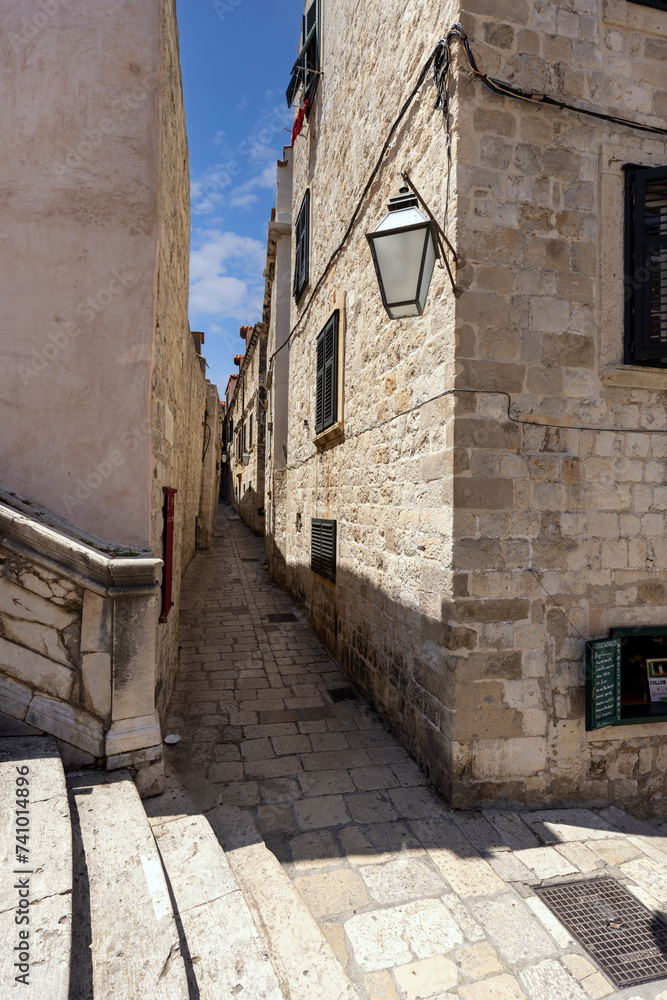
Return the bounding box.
[169,506,667,1000]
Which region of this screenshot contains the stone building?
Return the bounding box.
[265,0,667,815]
[0,0,220,792]
[224,325,268,535]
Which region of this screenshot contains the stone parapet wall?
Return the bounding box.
[0,492,164,795]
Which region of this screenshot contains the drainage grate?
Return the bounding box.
[327,686,357,703]
[535,877,667,988]
[266,613,298,623]
[241,557,259,562]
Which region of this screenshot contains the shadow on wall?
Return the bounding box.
[239,487,265,537]
[266,555,667,817]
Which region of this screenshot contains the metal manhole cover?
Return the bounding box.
[266,613,298,623]
[327,686,357,703]
[535,877,667,988]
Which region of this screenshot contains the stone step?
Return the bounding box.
[67,769,189,999]
[0,735,72,999]
[145,763,284,999]
[168,752,362,1000]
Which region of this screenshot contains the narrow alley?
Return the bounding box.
[163,505,667,1000]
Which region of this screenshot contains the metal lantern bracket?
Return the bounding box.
[401,171,457,294]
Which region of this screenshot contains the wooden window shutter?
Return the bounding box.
[315,330,325,434]
[626,165,667,364]
[311,518,336,583]
[585,637,621,730]
[315,310,338,435]
[293,189,310,301]
[249,413,253,449]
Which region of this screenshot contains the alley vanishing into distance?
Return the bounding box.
[161,505,667,1000]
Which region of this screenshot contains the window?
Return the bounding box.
[586,627,667,728]
[286,0,321,109]
[243,421,247,452]
[625,165,667,365]
[311,518,336,583]
[249,413,253,449]
[293,190,310,302]
[315,311,339,435]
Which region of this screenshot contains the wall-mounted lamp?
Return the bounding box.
[221,455,227,464]
[242,452,250,467]
[366,185,440,320]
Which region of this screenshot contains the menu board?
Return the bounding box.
[647,658,667,703]
[586,638,621,730]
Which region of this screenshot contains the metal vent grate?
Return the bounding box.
[266,613,298,623]
[535,877,667,988]
[327,686,357,703]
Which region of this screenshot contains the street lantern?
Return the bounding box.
[366,185,440,319]
[242,452,250,467]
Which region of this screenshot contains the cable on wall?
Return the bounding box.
[268,24,667,371]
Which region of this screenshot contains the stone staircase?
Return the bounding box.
[0,736,361,999]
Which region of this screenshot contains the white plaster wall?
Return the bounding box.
[0,0,161,548]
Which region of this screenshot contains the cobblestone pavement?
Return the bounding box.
[168,505,667,1000]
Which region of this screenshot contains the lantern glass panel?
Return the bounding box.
[417,232,437,313]
[372,225,429,310]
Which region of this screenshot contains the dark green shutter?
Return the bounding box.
[311,518,336,583]
[315,331,325,433]
[585,638,622,730]
[249,413,253,449]
[315,311,338,435]
[627,165,667,363]
[323,312,338,429]
[293,189,310,301]
[302,0,320,103]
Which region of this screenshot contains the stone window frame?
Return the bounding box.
[313,290,346,449]
[599,141,667,390]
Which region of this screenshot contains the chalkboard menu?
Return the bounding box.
[586,638,622,730]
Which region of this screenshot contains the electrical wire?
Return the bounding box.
[443,23,667,138]
[269,24,667,371]
[269,41,446,367]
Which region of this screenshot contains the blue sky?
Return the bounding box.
[175,0,304,396]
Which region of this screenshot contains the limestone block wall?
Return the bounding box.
[226,324,268,536]
[273,0,460,797]
[150,0,213,723]
[0,492,164,795]
[0,0,162,548]
[270,0,667,816]
[199,383,223,550]
[447,0,667,814]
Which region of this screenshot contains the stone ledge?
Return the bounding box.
[314,420,345,450]
[600,365,667,392]
[0,490,162,597]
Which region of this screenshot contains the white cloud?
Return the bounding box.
[189,229,265,321]
[229,163,278,210]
